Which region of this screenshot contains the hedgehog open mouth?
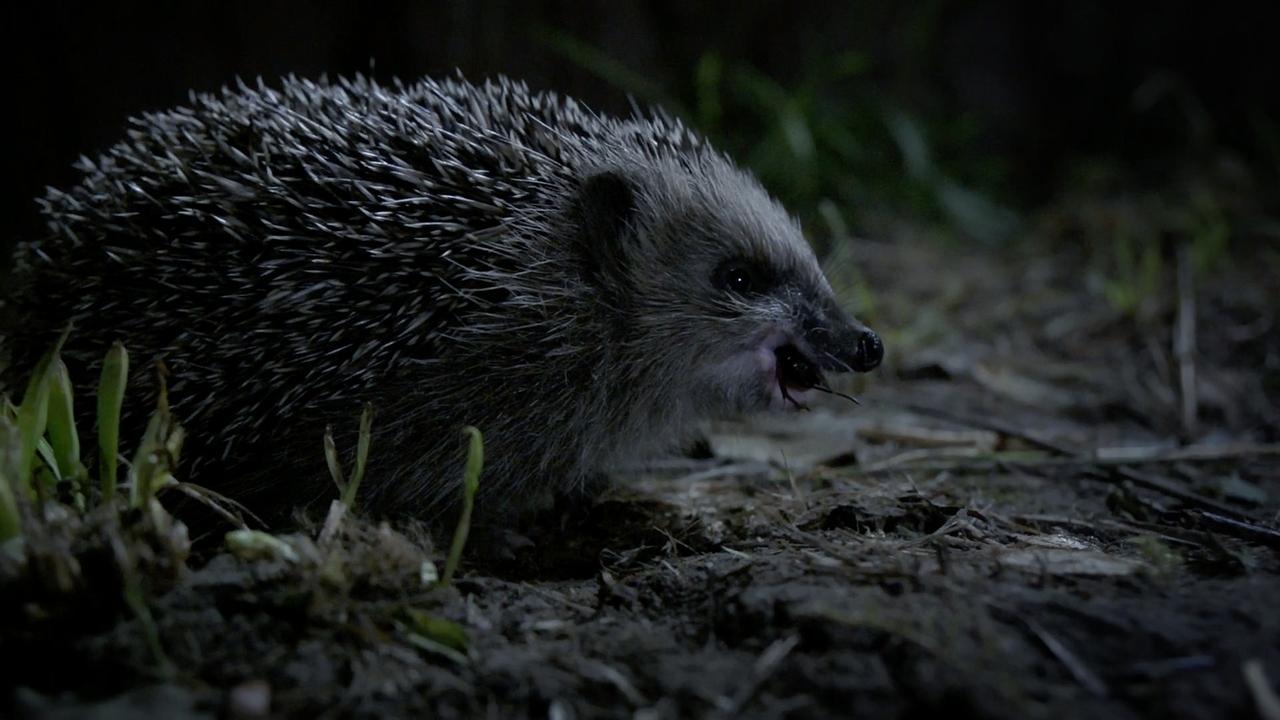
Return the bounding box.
[774,344,862,410]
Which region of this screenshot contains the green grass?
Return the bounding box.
[4,337,489,678]
[14,339,62,497]
[3,334,71,540]
[97,342,128,500]
[127,362,183,509]
[325,402,375,510]
[441,426,484,587]
[0,414,21,542]
[0,339,184,541]
[47,357,86,495]
[0,339,181,672]
[321,412,484,586]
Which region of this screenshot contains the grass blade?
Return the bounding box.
[98,342,129,501]
[46,358,82,484]
[129,411,165,508]
[16,352,57,494]
[324,425,345,494]
[109,531,172,676]
[341,403,374,508]
[130,363,178,508]
[441,426,484,586]
[35,437,62,482]
[48,359,87,510]
[0,414,22,541]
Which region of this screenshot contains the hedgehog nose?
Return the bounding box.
[850,330,883,372]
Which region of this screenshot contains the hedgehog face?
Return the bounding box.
[575,161,882,421]
[671,222,883,418]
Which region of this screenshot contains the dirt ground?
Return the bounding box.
[4,236,1278,719]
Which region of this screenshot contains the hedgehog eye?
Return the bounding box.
[714,260,769,295]
[721,265,755,293]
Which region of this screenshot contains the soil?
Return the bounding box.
[3,236,1278,719]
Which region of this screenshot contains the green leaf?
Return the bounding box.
[0,414,23,541]
[16,347,61,493]
[97,342,129,501]
[441,426,484,586]
[225,529,301,564]
[47,358,85,487]
[324,424,345,494]
[461,425,483,497]
[341,403,374,508]
[402,608,469,653]
[35,437,61,482]
[129,365,180,508]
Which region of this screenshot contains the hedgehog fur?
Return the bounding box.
[2,74,882,519]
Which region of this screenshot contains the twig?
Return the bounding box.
[671,461,776,485]
[1184,510,1280,549]
[1120,655,1216,681]
[1175,244,1198,435]
[877,399,1078,456]
[1093,443,1280,463]
[875,398,1268,523]
[1243,659,1280,720]
[857,423,999,449]
[586,661,647,707]
[1030,503,1280,552]
[991,605,1108,698]
[718,634,801,717]
[164,481,264,530]
[1107,467,1252,521]
[859,446,994,473]
[1013,514,1205,549]
[781,450,807,510]
[849,443,1278,475]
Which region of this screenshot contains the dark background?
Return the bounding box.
[5,1,1278,248]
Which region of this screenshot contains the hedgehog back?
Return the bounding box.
[3,75,710,514]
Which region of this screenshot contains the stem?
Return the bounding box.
[441,426,484,586]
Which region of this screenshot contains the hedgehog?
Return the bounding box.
[1,74,883,519]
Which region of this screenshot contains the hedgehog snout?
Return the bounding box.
[800,299,883,374]
[849,329,884,371]
[818,325,882,373]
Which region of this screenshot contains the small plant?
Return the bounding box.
[0,338,187,674]
[314,411,482,588]
[47,356,88,503]
[441,426,484,586]
[317,403,376,544]
[97,342,128,500]
[12,335,65,500]
[325,402,375,510]
[0,338,191,539]
[1,338,141,527]
[1099,225,1165,319]
[2,333,73,542]
[127,362,185,509]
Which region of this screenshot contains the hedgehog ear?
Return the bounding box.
[576,171,637,283]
